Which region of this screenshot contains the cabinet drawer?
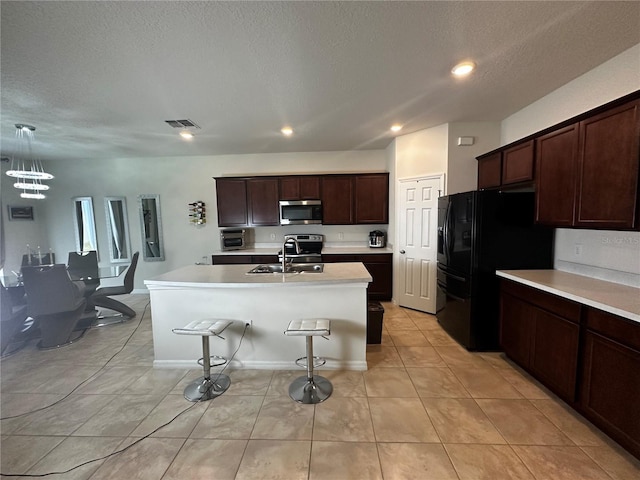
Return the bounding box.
[585,307,640,351]
[500,280,581,323]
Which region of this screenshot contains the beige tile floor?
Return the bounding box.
[1,295,639,479]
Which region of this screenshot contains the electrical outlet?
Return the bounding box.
[338,232,344,240]
[574,244,583,256]
[270,233,276,240]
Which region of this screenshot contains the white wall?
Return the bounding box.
[392,124,449,182]
[446,122,501,195]
[1,150,387,289]
[501,43,640,287]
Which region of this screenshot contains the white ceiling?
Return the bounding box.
[1,1,639,163]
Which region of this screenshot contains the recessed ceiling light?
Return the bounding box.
[451,61,475,77]
[390,124,403,133]
[281,126,293,136]
[179,130,194,140]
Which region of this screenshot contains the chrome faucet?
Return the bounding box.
[282,237,301,272]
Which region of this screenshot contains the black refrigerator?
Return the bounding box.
[436,190,554,351]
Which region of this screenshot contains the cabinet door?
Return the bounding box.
[535,124,579,226]
[279,177,300,200]
[215,179,248,227]
[322,176,354,225]
[530,308,579,402]
[477,152,502,189]
[502,140,534,185]
[323,253,392,300]
[581,331,640,458]
[355,174,389,224]
[299,176,321,199]
[575,99,640,229]
[247,178,279,226]
[364,260,392,300]
[499,292,533,367]
[280,176,321,200]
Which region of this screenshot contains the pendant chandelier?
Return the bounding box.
[5,124,53,199]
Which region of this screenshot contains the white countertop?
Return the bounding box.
[145,262,372,289]
[496,270,640,323]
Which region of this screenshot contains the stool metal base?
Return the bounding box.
[183,374,231,402]
[289,375,333,404]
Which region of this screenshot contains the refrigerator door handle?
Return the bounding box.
[444,271,467,282]
[437,281,467,302]
[443,202,452,264]
[437,264,467,282]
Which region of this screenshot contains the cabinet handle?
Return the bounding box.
[400,250,406,254]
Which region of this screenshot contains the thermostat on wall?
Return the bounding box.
[457,136,475,146]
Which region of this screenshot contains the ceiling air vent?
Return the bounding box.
[165,119,201,129]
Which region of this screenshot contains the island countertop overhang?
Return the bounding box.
[144,262,372,289]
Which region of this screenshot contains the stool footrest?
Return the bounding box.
[295,355,326,369]
[197,355,227,368]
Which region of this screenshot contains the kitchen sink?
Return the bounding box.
[247,263,324,274]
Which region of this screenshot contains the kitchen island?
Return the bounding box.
[144,262,372,370]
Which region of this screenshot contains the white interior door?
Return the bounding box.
[397,175,443,313]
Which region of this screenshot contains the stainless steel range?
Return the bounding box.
[278,234,323,263]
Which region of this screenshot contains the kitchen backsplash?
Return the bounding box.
[554,228,640,288]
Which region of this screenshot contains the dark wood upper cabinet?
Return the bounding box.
[478,142,533,190]
[217,173,389,227]
[279,176,321,200]
[477,152,502,189]
[247,178,279,226]
[575,99,640,229]
[354,173,389,224]
[322,175,354,225]
[535,124,579,226]
[215,178,248,227]
[502,140,534,185]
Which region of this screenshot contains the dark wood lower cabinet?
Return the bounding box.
[211,252,391,300]
[499,292,532,367]
[580,309,640,459]
[322,253,392,300]
[212,254,278,265]
[530,309,579,402]
[499,281,580,403]
[500,279,640,460]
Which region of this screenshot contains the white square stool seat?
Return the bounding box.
[172,319,232,337]
[284,319,331,337]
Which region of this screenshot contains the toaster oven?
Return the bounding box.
[220,229,246,251]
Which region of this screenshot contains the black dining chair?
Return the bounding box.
[92,251,139,324]
[0,285,29,356]
[21,252,56,267]
[21,264,91,348]
[67,250,100,292]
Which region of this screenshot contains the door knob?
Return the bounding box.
[400,250,406,254]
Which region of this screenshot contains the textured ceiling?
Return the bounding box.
[1,1,639,162]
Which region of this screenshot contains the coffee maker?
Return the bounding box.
[368,230,386,248]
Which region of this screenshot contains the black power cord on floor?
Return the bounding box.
[0,322,250,478]
[1,301,151,421]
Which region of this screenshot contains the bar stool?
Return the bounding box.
[284,318,333,404]
[172,319,234,402]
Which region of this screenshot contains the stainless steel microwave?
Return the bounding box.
[279,200,322,225]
